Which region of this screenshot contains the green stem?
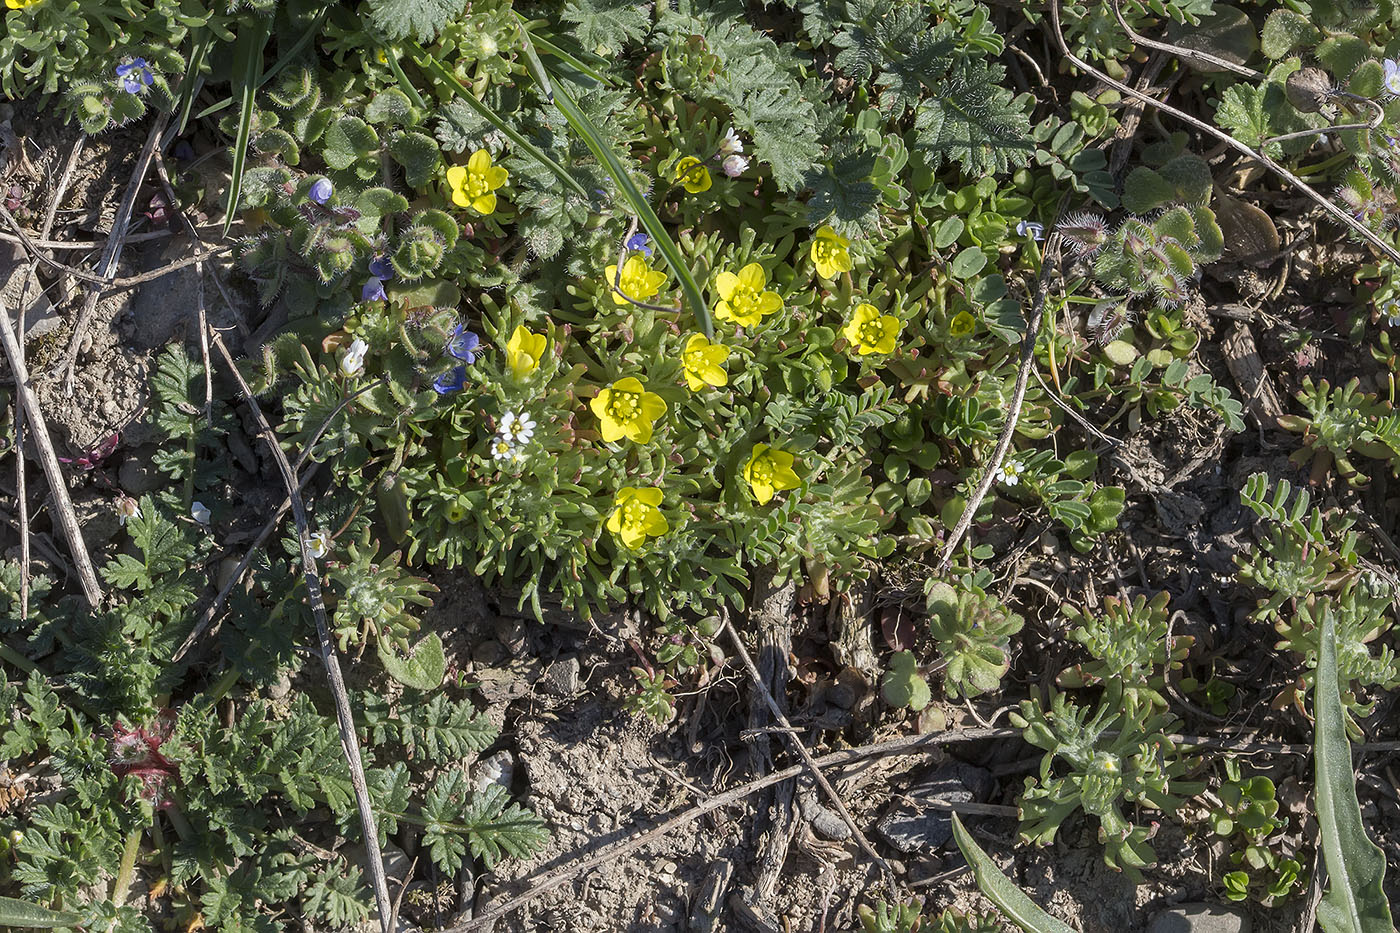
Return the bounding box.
[0,641,36,674]
[111,826,143,907]
[204,666,242,705]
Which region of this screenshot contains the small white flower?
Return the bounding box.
[1016,220,1045,242]
[491,435,521,462]
[995,459,1024,487]
[191,500,211,524]
[500,411,536,445]
[721,154,749,178]
[115,495,141,525]
[718,128,744,156]
[307,530,331,559]
[340,338,368,377]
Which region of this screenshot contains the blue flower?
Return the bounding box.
[433,366,468,395]
[447,324,480,363]
[625,232,652,258]
[1385,59,1400,96]
[116,58,154,94]
[368,255,394,280]
[361,277,387,302]
[1016,220,1045,241]
[309,178,334,205]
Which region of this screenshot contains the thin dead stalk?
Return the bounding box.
[0,297,103,607]
[723,618,890,872]
[61,114,169,396]
[206,330,393,933]
[935,235,1062,574]
[444,727,1016,932]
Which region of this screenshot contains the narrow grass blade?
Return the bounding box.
[222,23,268,236]
[516,22,614,87]
[175,28,213,136]
[405,41,589,202]
[516,28,712,338]
[0,895,82,928]
[951,814,1077,933]
[1314,612,1395,933]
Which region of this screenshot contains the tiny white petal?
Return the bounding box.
[191,501,211,524]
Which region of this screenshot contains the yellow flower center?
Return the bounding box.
[606,389,640,423]
[622,500,649,527]
[464,170,491,199]
[858,319,886,346]
[814,240,843,268]
[749,456,775,484]
[728,280,761,318]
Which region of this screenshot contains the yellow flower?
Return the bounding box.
[810,226,853,279]
[842,303,901,356]
[949,310,976,337]
[674,156,712,194]
[743,443,801,505]
[5,0,40,9]
[606,487,670,549]
[590,376,668,444]
[713,262,782,328]
[506,325,547,378]
[680,334,728,391]
[604,256,668,306]
[446,149,508,215]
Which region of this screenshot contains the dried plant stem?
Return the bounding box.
[0,297,103,606]
[445,727,1016,933]
[61,113,169,396]
[207,330,393,933]
[936,237,1061,575]
[723,618,890,872]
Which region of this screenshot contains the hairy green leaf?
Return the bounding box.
[951,815,1076,933]
[1314,612,1395,933]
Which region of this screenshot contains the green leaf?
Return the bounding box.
[517,31,713,338]
[910,59,1033,178]
[224,23,269,236]
[377,632,447,689]
[880,650,930,710]
[560,0,647,55]
[368,0,467,41]
[950,247,987,279]
[951,814,1077,933]
[0,895,82,928]
[1260,9,1320,59]
[1314,612,1395,933]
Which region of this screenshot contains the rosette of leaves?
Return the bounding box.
[1010,685,1202,879]
[324,531,444,688]
[1209,758,1302,904]
[1277,377,1400,486]
[924,581,1023,699]
[1057,590,1192,707]
[1234,473,1361,623]
[1273,585,1400,736]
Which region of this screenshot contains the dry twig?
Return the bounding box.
[723,618,890,872]
[207,330,394,933]
[0,297,103,606]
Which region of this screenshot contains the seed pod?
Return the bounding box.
[1285,67,1332,114]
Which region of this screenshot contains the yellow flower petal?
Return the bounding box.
[715,271,739,302]
[737,263,767,291]
[635,487,664,507]
[468,149,492,173]
[472,191,497,215]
